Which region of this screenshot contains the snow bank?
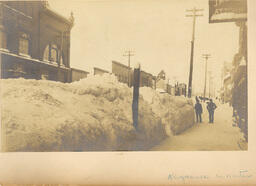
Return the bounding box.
[140,87,195,136]
[1,74,194,151]
[1,74,165,151]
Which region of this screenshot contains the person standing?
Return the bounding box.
[207,99,217,123]
[194,100,203,123]
[195,96,199,102]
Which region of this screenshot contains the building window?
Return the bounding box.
[19,32,30,56]
[43,43,60,64]
[60,53,64,66]
[43,45,50,62]
[0,30,7,50]
[50,44,58,63]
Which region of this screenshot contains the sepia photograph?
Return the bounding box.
[0,0,248,153]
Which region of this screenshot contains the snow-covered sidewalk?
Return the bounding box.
[151,101,247,151]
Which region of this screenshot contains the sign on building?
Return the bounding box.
[209,0,247,23]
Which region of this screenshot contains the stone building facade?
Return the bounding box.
[0,1,74,82]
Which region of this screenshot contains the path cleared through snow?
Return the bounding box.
[151,101,246,151]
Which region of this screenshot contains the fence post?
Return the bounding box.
[132,63,140,129]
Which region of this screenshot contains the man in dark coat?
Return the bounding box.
[207,99,217,123]
[194,100,203,123]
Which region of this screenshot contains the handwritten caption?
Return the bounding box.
[168,170,252,183]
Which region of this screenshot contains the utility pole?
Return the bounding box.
[186,7,203,98]
[123,50,135,87]
[132,63,140,129]
[202,54,211,99]
[213,79,215,98]
[208,71,212,98]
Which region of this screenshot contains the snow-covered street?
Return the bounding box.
[1,76,247,151]
[151,100,247,151]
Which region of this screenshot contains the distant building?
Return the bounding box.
[156,79,167,92]
[112,60,132,86]
[71,68,89,82]
[221,61,232,81]
[111,60,154,88]
[156,70,166,80]
[152,76,157,89]
[0,1,74,82]
[166,84,172,95]
[220,61,232,102]
[223,73,232,103]
[140,70,153,88]
[170,85,175,95]
[93,67,109,76]
[156,70,167,92]
[176,83,187,96]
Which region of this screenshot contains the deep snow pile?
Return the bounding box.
[0,74,194,151]
[0,74,165,151]
[140,87,194,136]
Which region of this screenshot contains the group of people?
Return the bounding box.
[194,96,217,124]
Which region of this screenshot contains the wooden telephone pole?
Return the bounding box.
[208,71,212,98]
[123,50,135,87]
[202,54,211,99]
[186,7,203,98]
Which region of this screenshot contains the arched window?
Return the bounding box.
[19,32,30,56]
[43,43,60,64]
[50,44,58,63]
[43,45,50,62]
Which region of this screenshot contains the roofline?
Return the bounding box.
[141,70,153,76]
[43,6,73,26]
[71,68,89,74]
[93,67,109,73]
[112,60,131,69]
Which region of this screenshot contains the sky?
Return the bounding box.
[48,0,239,95]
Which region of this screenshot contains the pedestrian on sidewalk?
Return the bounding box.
[195,96,199,102]
[194,99,203,123]
[207,99,217,123]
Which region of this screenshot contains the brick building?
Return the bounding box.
[0,1,74,82]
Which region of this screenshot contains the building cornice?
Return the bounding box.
[42,6,74,28]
